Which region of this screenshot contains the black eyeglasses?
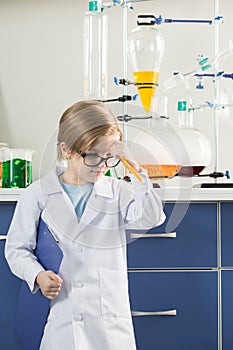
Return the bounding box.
[81,153,120,168]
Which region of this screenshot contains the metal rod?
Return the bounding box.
[213,0,220,180]
[164,19,212,24]
[122,2,128,177]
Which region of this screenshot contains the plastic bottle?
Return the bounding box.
[177,100,212,176]
[83,1,108,99]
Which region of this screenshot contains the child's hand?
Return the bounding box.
[111,141,141,173]
[36,270,63,300]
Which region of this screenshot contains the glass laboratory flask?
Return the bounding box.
[176,101,212,176]
[2,148,34,188]
[129,114,184,178]
[128,14,165,113]
[83,1,108,99]
[0,143,8,188]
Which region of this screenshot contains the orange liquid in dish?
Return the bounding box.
[133,71,159,113]
[140,164,181,178]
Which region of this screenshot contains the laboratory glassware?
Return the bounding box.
[176,101,212,176]
[0,143,8,188]
[83,1,108,99]
[129,109,184,178]
[2,148,34,188]
[128,14,165,113]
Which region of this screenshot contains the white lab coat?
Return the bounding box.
[5,167,165,350]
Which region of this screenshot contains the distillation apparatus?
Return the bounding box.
[83,0,233,186]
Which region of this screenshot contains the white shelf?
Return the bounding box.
[156,187,233,202]
[1,187,233,202]
[0,188,25,202]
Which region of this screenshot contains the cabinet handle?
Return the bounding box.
[132,309,177,317]
[130,232,176,239]
[0,235,7,240]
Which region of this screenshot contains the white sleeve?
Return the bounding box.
[4,185,45,292]
[119,168,166,230]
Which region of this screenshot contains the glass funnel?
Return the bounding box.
[176,101,212,176]
[128,14,165,113]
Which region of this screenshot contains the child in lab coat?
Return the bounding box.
[5,100,165,350]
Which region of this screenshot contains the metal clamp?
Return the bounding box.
[132,309,177,317]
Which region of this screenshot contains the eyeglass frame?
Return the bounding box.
[80,152,121,168]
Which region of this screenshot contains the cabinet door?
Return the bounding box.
[221,202,233,267]
[129,271,218,350]
[0,203,16,235]
[0,203,24,350]
[127,202,217,268]
[222,270,233,350]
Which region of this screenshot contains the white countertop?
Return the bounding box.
[1,187,233,202]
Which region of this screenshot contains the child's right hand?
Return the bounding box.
[36,270,63,300]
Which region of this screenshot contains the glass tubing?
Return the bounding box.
[104,0,222,178]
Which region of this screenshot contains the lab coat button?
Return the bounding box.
[76,281,83,288]
[75,314,84,321]
[75,245,83,253]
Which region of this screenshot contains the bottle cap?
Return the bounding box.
[177,100,187,111]
[89,1,98,12]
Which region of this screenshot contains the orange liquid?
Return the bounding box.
[140,164,181,178]
[133,71,159,112]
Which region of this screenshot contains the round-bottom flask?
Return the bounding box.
[176,101,212,176]
[129,113,184,179]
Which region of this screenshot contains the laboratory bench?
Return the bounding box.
[1,187,233,350]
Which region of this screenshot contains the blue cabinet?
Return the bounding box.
[221,202,233,267]
[1,199,233,350]
[127,202,217,268]
[128,202,219,350]
[221,203,233,350]
[0,203,24,350]
[222,270,233,350]
[129,271,218,350]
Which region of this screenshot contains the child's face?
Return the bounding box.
[68,133,120,184]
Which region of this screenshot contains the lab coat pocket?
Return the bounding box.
[99,269,131,319]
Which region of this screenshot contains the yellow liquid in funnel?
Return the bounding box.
[133,71,159,112]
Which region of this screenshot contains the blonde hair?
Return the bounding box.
[57,100,123,160]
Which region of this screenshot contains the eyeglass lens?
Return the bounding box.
[84,154,119,167]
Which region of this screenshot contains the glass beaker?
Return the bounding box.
[2,148,34,188]
[128,14,165,113]
[0,143,9,188]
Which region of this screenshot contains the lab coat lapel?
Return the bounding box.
[75,177,114,236]
[40,167,79,241]
[40,167,114,242]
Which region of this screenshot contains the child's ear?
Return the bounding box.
[60,142,72,159]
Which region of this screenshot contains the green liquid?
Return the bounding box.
[2,158,32,188]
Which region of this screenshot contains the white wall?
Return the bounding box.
[0,0,232,187]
